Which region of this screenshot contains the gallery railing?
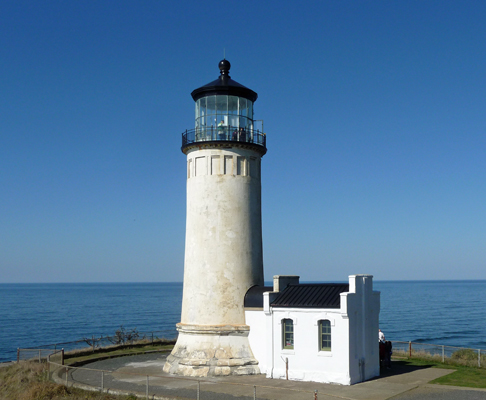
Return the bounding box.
[182,127,266,148]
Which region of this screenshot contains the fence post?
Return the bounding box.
[197,380,200,400]
[17,348,19,363]
[65,367,68,386]
[409,341,412,358]
[61,348,65,365]
[146,375,149,399]
[442,345,444,363]
[101,371,104,392]
[314,389,318,400]
[38,349,41,363]
[92,335,95,352]
[253,385,256,400]
[479,349,481,368]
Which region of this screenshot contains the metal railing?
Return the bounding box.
[47,358,320,400]
[391,340,485,368]
[17,329,176,362]
[182,127,266,148]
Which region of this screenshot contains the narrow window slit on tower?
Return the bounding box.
[224,155,233,175]
[211,155,220,175]
[237,156,246,176]
[195,156,206,176]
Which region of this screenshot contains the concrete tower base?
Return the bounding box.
[163,324,260,377]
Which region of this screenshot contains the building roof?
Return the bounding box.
[244,285,273,308]
[271,283,349,309]
[191,59,258,102]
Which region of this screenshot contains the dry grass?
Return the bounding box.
[0,362,137,400]
[393,348,486,369]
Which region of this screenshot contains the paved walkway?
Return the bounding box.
[59,353,486,400]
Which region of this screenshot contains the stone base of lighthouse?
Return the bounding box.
[163,323,260,377]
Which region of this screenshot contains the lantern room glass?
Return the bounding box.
[195,95,254,132]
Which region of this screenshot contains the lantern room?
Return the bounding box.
[181,59,266,153]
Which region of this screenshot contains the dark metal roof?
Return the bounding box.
[244,285,273,308]
[271,284,349,309]
[191,60,258,102]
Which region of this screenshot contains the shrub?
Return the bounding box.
[107,326,144,345]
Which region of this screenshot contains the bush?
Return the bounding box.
[107,326,144,345]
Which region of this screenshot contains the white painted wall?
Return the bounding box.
[344,275,381,383]
[269,308,351,384]
[245,308,268,372]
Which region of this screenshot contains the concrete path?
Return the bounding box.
[63,353,486,400]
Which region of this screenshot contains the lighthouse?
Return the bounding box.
[164,60,266,377]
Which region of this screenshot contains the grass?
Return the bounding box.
[0,362,138,400]
[392,351,486,389]
[63,342,174,365]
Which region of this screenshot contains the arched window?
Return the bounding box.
[282,319,294,349]
[319,320,331,351]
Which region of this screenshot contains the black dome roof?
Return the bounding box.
[191,60,258,102]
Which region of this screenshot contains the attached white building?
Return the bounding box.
[245,274,380,385]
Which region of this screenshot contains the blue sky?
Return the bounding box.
[1,1,485,283]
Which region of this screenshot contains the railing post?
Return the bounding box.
[61,348,64,365]
[17,348,19,363]
[253,385,256,400]
[442,345,444,363]
[92,335,95,352]
[65,367,68,386]
[38,349,41,363]
[197,380,200,400]
[146,375,149,399]
[101,371,104,392]
[409,341,412,358]
[479,349,481,368]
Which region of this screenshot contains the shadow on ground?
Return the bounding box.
[376,360,435,379]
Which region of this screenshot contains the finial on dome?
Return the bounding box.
[219,59,231,77]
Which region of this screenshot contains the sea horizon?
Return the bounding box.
[1,280,485,363]
[2,279,485,284]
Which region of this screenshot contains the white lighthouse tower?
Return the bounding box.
[164,60,266,377]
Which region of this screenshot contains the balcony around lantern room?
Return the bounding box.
[181,125,267,153]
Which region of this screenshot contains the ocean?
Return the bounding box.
[1,280,485,363]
